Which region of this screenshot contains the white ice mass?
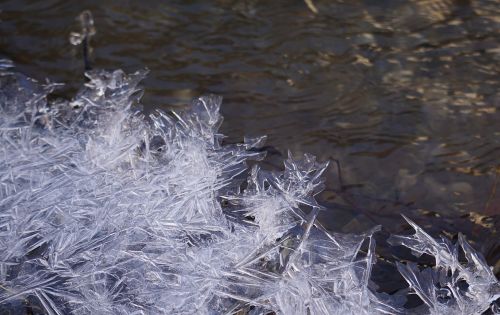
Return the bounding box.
[0,60,498,314]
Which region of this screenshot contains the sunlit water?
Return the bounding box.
[1,0,499,281]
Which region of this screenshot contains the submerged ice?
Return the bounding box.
[0,61,498,314]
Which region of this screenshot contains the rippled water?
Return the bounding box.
[1,0,499,275]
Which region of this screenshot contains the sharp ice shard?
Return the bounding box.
[389,216,500,315]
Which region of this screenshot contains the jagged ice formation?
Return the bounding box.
[0,61,498,314]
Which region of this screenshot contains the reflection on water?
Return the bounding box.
[0,0,499,271]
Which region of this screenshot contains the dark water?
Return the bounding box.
[1,0,499,274]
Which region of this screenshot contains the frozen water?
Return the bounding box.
[69,11,96,46]
[0,62,498,314]
[389,215,500,315]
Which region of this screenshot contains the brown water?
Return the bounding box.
[1,0,499,273]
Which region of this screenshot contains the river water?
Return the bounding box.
[1,0,499,276]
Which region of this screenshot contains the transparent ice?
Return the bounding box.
[388,215,500,315]
[0,61,498,314]
[69,11,96,46]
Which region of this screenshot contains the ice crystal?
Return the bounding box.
[0,62,498,314]
[389,215,499,314]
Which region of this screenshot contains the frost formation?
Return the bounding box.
[0,61,498,314]
[389,216,500,314]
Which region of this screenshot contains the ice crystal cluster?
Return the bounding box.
[0,60,498,314]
